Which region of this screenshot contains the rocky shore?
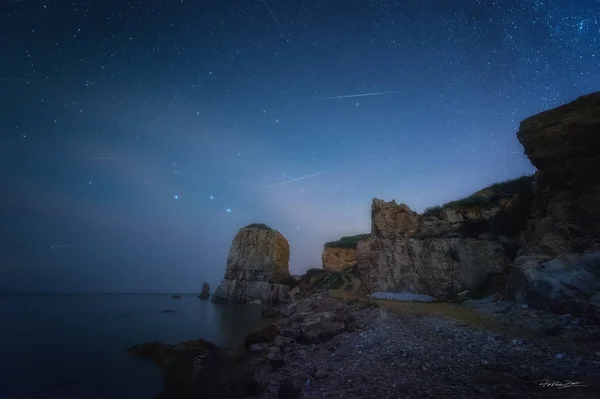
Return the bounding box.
[253,296,600,399]
[130,292,600,399]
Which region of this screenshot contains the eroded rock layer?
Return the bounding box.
[357,199,511,300]
[321,247,357,272]
[212,225,291,304]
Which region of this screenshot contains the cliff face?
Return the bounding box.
[321,247,357,271]
[355,92,600,317]
[212,225,291,304]
[516,92,600,255]
[356,200,513,300]
[508,92,600,314]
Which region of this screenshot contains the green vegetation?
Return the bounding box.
[245,223,274,231]
[422,174,534,215]
[282,275,298,287]
[299,268,345,291]
[324,233,371,249]
[423,205,443,214]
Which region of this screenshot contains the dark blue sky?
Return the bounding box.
[1,0,598,293]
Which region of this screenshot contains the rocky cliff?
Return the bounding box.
[212,224,291,304]
[321,234,370,271]
[322,247,357,271]
[356,92,600,318]
[356,195,526,300]
[508,92,600,316]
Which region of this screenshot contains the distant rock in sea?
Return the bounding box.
[171,295,181,299]
[162,309,177,313]
[198,282,210,299]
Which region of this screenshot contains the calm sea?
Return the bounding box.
[0,294,267,399]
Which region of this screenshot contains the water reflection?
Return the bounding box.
[209,302,268,349]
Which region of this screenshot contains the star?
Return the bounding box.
[174,194,179,199]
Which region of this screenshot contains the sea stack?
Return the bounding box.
[212,223,291,304]
[198,282,210,299]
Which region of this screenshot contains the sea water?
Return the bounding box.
[0,294,266,399]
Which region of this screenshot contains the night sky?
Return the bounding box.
[1,1,599,293]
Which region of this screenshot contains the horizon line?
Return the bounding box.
[0,292,205,295]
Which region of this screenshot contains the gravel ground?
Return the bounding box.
[462,295,600,343]
[249,298,600,399]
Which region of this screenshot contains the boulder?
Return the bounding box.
[128,338,262,399]
[510,251,600,312]
[301,321,345,343]
[212,224,291,304]
[244,323,280,349]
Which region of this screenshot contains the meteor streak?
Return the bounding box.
[266,170,332,188]
[318,91,400,100]
[50,243,81,250]
[260,0,280,28]
[83,157,140,160]
[0,77,33,82]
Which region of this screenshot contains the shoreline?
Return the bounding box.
[130,292,600,399]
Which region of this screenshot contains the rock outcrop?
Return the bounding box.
[357,199,511,300]
[508,92,600,317]
[321,247,357,271]
[199,282,210,299]
[128,339,263,399]
[516,92,600,255]
[212,224,291,304]
[357,92,600,314]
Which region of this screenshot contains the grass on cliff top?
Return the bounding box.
[423,174,533,215]
[324,233,371,249]
[244,223,275,231]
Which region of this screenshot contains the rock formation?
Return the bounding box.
[199,282,210,299]
[508,92,600,315]
[356,199,512,300]
[212,224,291,304]
[321,247,357,271]
[355,92,600,318]
[128,338,262,399]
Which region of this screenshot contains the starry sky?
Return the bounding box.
[1,0,599,293]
